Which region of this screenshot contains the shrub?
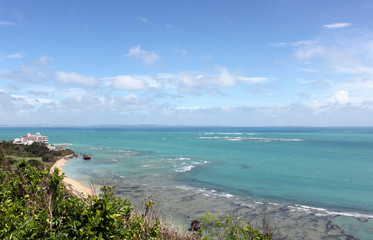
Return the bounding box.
[42,154,53,162]
[27,159,44,169]
[199,213,273,240]
[0,147,4,165]
[0,165,173,239]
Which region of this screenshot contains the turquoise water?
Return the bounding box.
[1,127,373,239]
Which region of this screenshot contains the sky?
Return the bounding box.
[1,0,373,126]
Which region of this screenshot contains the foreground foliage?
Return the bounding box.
[198,213,273,240]
[0,163,167,239]
[0,144,272,239]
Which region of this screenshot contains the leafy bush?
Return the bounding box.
[0,163,172,239]
[42,154,53,162]
[27,159,44,168]
[198,213,273,240]
[0,147,3,160]
[0,147,4,167]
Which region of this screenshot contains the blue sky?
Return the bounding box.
[1,0,373,126]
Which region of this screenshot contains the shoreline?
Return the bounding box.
[50,157,96,198]
[50,158,371,239]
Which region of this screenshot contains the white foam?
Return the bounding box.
[203,132,259,136]
[228,138,243,141]
[175,185,373,219]
[175,165,194,172]
[175,185,195,191]
[175,185,237,199]
[289,204,373,219]
[216,132,243,135]
[220,193,234,198]
[198,136,229,139]
[89,147,104,150]
[198,136,304,142]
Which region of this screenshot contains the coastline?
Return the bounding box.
[50,157,96,198]
[36,127,373,239]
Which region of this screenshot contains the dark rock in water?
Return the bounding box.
[241,165,251,169]
[279,206,290,212]
[83,154,91,160]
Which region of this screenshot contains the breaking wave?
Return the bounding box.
[198,136,304,142]
[175,185,373,219]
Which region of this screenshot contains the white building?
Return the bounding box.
[13,132,49,145]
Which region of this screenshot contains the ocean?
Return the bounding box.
[1,127,373,239]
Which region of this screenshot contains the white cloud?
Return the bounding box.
[0,90,36,121]
[56,71,98,88]
[172,48,188,56]
[36,55,54,65]
[200,54,214,61]
[0,20,16,26]
[136,16,148,23]
[176,106,200,110]
[175,68,238,89]
[161,102,373,126]
[0,56,54,83]
[294,45,327,60]
[125,45,160,65]
[215,67,237,87]
[118,94,145,110]
[324,22,351,29]
[110,68,272,94]
[238,77,272,83]
[2,83,373,126]
[340,79,373,89]
[270,42,288,47]
[293,31,373,80]
[271,40,316,48]
[177,72,197,87]
[111,75,148,91]
[6,53,24,59]
[331,90,349,104]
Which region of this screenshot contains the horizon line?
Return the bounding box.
[0,124,372,128]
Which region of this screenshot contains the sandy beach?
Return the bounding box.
[50,157,96,198]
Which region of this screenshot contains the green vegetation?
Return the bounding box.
[0,142,272,239]
[0,164,168,239]
[199,213,273,240]
[0,141,75,168]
